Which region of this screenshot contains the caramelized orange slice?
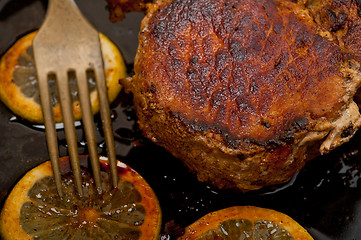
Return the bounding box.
[0,156,161,239]
[0,31,126,123]
[179,206,313,240]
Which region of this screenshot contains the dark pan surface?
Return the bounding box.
[1,0,361,239]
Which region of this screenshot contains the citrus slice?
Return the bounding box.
[178,206,313,240]
[0,31,126,123]
[0,155,161,240]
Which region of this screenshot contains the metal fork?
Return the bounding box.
[33,0,118,197]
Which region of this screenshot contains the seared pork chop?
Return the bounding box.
[108,0,361,191]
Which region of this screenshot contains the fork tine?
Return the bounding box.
[94,66,118,188]
[76,70,102,193]
[57,71,83,196]
[38,73,63,197]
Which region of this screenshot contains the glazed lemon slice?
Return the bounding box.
[178,206,313,240]
[0,156,161,240]
[0,31,126,123]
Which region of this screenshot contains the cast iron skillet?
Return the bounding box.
[1,0,361,239]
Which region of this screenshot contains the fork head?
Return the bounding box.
[33,0,118,197]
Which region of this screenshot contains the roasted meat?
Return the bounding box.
[109,0,361,191]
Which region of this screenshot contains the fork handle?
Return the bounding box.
[45,0,91,37]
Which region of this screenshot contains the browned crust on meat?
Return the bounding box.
[124,0,361,190]
[134,0,348,144]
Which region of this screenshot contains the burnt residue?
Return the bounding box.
[279,117,308,142]
[261,119,271,128]
[237,153,246,161]
[341,125,356,139]
[175,110,304,150]
[325,9,348,32]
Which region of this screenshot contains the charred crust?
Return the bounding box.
[172,107,311,150]
[341,125,356,138]
[261,119,271,128]
[292,117,308,130]
[279,132,295,143]
[150,82,157,94]
[237,154,246,161]
[325,8,348,32]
